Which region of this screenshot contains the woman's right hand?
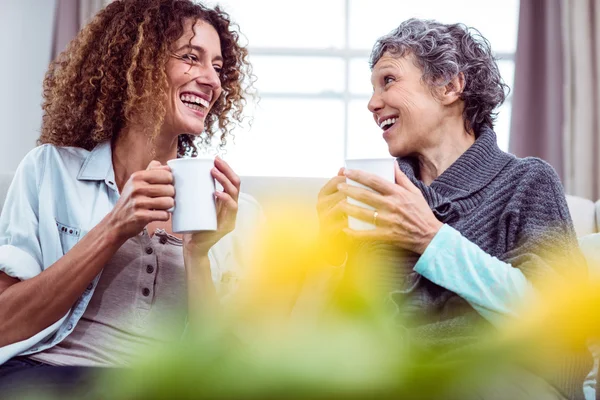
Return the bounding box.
[106,161,175,243]
[316,168,348,265]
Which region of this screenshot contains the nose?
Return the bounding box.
[193,65,221,91]
[368,92,383,114]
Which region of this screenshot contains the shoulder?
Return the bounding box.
[43,144,91,171]
[20,144,90,168]
[18,144,91,181]
[505,156,561,185]
[499,156,564,200]
[501,156,571,221]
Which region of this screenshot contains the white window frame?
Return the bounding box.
[247,0,515,161]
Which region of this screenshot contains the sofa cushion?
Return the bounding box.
[566,195,597,237]
[0,172,14,215]
[596,200,600,233]
[579,233,600,278]
[1,173,599,240]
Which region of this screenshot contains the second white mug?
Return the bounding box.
[344,158,395,230]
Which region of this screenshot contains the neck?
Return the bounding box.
[112,126,179,190]
[415,121,475,185]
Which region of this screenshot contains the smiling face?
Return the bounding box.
[368,52,448,158]
[162,19,223,137]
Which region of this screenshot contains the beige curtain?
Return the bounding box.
[562,0,600,200]
[52,0,113,60]
[510,0,565,182]
[79,0,113,26]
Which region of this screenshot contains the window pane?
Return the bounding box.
[225,99,344,177]
[495,102,512,152]
[349,57,372,95]
[205,0,345,49]
[349,0,519,54]
[250,56,345,94]
[346,100,391,159]
[498,60,516,96]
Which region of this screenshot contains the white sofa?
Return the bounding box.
[2,172,600,238]
[239,176,600,239]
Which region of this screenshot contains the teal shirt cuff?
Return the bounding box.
[414,224,533,326]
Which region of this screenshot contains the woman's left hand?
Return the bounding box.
[338,162,443,254]
[183,156,240,259]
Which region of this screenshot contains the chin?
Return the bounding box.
[387,143,412,158]
[179,122,205,136]
[385,141,402,158]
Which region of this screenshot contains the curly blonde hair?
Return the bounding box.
[39,0,253,156]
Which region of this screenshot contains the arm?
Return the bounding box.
[414,224,533,326]
[338,160,584,325]
[0,158,175,347]
[0,220,126,347]
[416,163,585,325]
[182,157,240,329]
[183,254,219,321]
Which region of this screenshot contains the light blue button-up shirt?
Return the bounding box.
[0,142,262,364]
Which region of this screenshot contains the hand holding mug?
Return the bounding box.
[316,168,348,265]
[338,162,442,254]
[176,156,241,259]
[106,161,175,243]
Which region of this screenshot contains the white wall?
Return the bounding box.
[0,0,56,172]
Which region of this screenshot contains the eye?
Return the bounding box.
[383,75,395,85]
[214,65,223,74]
[181,53,199,63]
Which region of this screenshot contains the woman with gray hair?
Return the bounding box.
[316,18,590,400]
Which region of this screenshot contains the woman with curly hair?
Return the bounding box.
[316,19,589,399]
[0,0,254,386]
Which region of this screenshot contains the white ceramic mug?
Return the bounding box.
[167,157,217,233]
[344,158,395,230]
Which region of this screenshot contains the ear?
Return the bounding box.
[439,72,465,106]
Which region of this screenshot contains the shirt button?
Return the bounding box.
[146,265,155,274]
[142,288,150,297]
[67,324,73,330]
[159,236,168,245]
[145,247,153,255]
[87,284,93,291]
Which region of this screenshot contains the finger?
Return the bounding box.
[343,227,391,242]
[212,167,239,201]
[394,162,418,193]
[343,169,396,195]
[214,156,241,190]
[215,190,238,213]
[337,167,345,177]
[142,196,175,210]
[318,175,347,197]
[145,210,171,222]
[331,217,348,231]
[146,160,163,170]
[140,169,174,184]
[149,165,171,172]
[140,184,175,198]
[317,190,346,213]
[322,199,346,222]
[336,183,388,210]
[326,216,349,238]
[215,191,238,230]
[341,202,388,226]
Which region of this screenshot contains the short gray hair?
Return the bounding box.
[369,18,509,135]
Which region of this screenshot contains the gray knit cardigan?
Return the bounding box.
[347,127,591,400]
